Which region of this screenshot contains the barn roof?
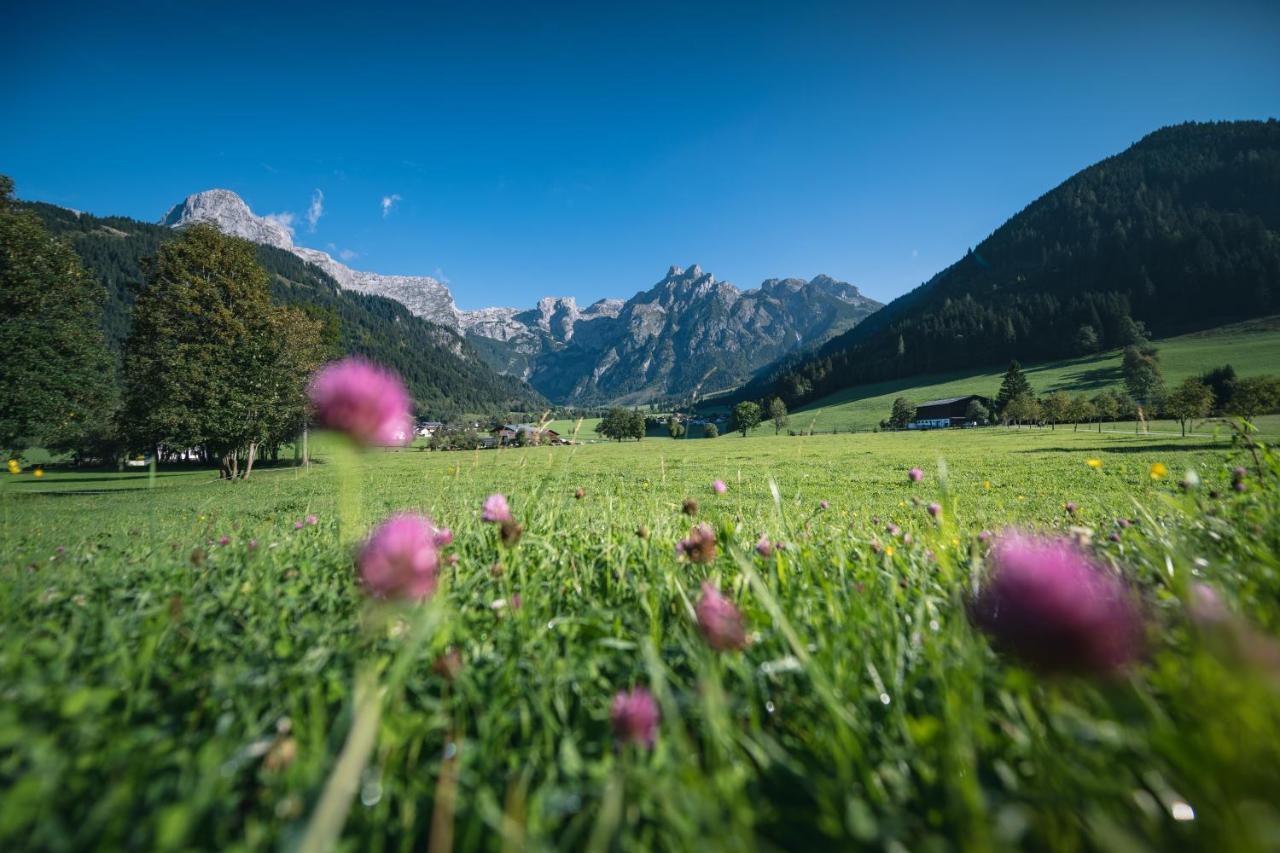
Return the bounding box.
[917,395,980,407]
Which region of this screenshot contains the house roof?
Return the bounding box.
[917,395,984,407]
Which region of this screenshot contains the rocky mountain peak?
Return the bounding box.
[161,189,294,250]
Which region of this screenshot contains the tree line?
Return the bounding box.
[5,179,354,476]
[883,355,1280,437]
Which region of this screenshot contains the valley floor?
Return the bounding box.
[2,427,1278,849]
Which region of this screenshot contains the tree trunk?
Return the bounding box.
[244,442,257,479]
[303,426,310,467]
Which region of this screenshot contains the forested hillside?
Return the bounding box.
[22,202,545,416]
[751,120,1280,407]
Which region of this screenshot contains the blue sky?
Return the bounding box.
[5,1,1278,310]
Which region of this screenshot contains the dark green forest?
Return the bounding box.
[750,120,1280,408]
[21,202,545,417]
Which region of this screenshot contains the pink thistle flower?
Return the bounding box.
[927,502,942,519]
[755,536,773,558]
[308,358,413,447]
[819,500,829,510]
[712,479,728,495]
[675,522,717,564]
[886,523,901,536]
[1065,502,1078,516]
[908,467,924,483]
[218,535,231,546]
[610,687,660,748]
[294,520,304,530]
[433,526,453,547]
[971,533,1143,675]
[1188,583,1230,627]
[696,581,747,651]
[356,513,440,600]
[481,494,513,524]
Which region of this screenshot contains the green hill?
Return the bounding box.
[788,317,1280,433]
[750,120,1280,409]
[19,200,545,418]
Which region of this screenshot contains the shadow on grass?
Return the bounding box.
[1050,364,1123,391]
[1012,442,1225,454]
[15,488,152,497]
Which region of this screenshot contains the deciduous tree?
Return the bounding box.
[732,401,762,437]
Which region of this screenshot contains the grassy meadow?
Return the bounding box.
[3,427,1280,849]
[781,318,1280,434]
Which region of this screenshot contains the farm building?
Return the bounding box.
[909,395,992,429]
[492,424,562,446]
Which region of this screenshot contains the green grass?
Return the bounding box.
[2,428,1280,849]
[788,317,1280,433]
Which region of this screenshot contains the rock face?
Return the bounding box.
[162,190,462,327]
[162,189,880,403]
[161,190,295,250]
[525,265,881,403]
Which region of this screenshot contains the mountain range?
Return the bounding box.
[160,190,881,403]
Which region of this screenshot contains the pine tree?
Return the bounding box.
[994,361,1033,415]
[0,175,117,457]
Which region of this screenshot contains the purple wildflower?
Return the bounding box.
[482,494,513,524]
[356,513,440,600]
[676,523,717,564]
[971,532,1142,675]
[307,358,413,446]
[695,581,747,651]
[712,480,727,495]
[611,687,660,748]
[908,467,924,483]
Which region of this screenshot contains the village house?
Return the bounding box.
[492,424,562,446]
[908,395,992,429]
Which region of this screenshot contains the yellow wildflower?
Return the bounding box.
[1149,462,1168,480]
[6,459,19,474]
[33,467,44,478]
[884,545,896,557]
[1086,458,1102,468]
[983,480,991,490]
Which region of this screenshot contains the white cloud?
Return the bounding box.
[911,248,919,258]
[381,193,402,218]
[265,211,296,237]
[339,248,359,262]
[306,188,324,232]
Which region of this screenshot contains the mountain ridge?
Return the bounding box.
[162,188,881,403]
